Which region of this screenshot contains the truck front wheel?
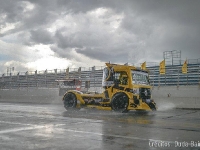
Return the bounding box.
[111,93,129,113]
[63,92,77,110]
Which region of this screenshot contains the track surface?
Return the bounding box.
[0,102,200,150]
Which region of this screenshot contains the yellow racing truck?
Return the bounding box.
[62,63,156,112]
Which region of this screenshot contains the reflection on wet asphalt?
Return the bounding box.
[0,103,200,150]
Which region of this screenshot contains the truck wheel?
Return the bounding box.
[111,93,129,113]
[63,92,77,110]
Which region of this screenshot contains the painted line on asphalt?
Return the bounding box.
[0,120,173,144]
[58,128,177,145]
[0,121,65,134]
[0,126,45,134]
[0,121,191,146]
[0,120,34,126]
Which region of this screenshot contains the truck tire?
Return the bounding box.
[111,92,129,113]
[63,92,77,110]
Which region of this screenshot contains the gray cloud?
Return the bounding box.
[0,0,200,74]
[30,29,54,45]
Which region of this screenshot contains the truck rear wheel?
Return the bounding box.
[111,92,129,113]
[63,92,77,110]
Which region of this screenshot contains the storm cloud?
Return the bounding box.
[0,0,200,74]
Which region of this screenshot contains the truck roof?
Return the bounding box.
[105,62,148,73]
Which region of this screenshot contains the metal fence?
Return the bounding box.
[0,59,200,89]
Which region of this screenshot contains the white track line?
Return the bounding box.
[0,120,180,145]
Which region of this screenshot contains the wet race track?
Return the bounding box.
[0,102,200,150]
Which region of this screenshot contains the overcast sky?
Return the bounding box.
[0,0,200,74]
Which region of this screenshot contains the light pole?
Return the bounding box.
[163,50,181,65]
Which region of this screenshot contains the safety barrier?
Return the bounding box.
[152,85,200,109]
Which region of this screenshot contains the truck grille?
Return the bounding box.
[139,88,151,99]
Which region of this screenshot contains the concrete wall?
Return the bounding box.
[0,88,62,104]
[152,85,200,109]
[0,86,200,109]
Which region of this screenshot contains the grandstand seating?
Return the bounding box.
[0,63,199,89]
[148,63,200,86]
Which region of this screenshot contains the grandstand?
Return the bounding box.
[148,63,200,86]
[0,59,200,90]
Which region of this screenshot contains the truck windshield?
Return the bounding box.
[132,70,149,85]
